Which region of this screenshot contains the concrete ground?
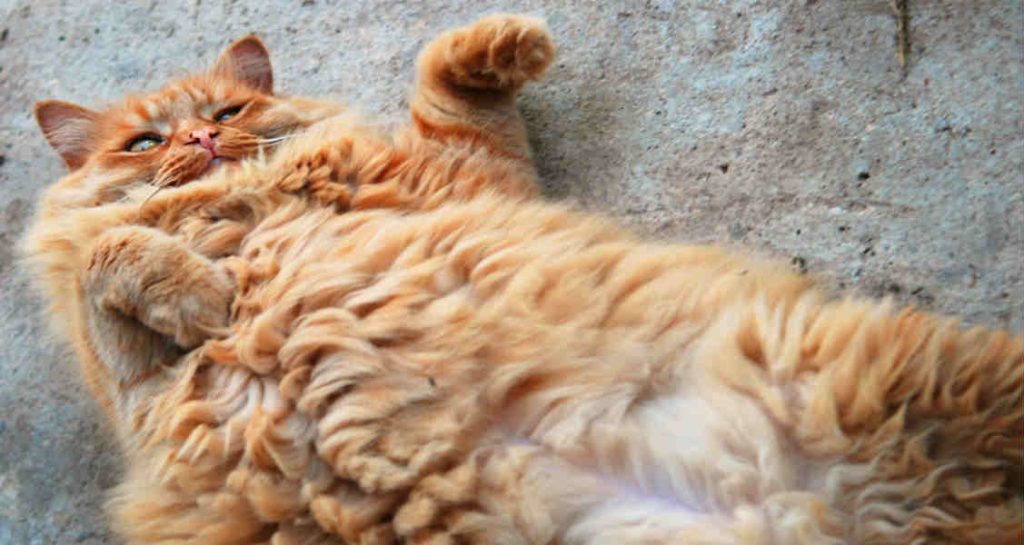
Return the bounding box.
[0,0,1021,542]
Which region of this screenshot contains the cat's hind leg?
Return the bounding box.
[410,14,555,166]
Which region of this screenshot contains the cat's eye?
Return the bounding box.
[213,104,245,123]
[125,134,165,153]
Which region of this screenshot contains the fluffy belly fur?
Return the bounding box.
[102,146,1021,542]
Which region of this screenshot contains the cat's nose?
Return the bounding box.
[185,126,220,153]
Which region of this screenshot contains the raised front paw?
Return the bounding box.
[423,14,555,92]
[86,226,235,349]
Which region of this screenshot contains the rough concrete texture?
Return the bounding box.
[0,0,1021,542]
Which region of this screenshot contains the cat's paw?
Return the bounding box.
[427,14,555,92]
[140,261,235,348]
[87,226,235,349]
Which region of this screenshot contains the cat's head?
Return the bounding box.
[34,36,339,209]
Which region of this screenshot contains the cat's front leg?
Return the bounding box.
[82,226,235,381]
[410,14,555,162]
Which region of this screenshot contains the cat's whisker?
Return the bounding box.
[254,137,294,159]
[259,134,298,144]
[139,184,167,208]
[254,135,299,153]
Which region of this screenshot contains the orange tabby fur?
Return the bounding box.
[22,15,1023,545]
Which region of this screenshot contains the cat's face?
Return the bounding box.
[35,36,338,208]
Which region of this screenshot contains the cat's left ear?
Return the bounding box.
[214,35,273,94]
[34,100,101,170]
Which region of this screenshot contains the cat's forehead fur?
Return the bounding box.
[110,76,259,133]
[101,34,274,133]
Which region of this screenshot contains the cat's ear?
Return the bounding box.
[34,100,101,170]
[214,35,273,94]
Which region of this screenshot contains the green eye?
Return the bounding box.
[126,134,165,152]
[214,104,244,123]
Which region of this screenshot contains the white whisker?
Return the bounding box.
[140,183,168,208]
[258,134,299,144]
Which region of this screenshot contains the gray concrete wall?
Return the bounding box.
[1,1,1021,542]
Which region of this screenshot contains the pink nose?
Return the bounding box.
[186,126,219,152]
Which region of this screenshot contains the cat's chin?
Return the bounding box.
[194,156,237,181]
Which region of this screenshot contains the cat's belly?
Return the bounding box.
[470,366,840,544]
[499,355,811,504]
[218,195,838,541]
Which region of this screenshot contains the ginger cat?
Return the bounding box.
[23,15,1023,545]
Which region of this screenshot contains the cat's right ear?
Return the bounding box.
[34,100,101,170]
[214,35,273,94]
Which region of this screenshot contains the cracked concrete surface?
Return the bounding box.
[1,1,1021,542]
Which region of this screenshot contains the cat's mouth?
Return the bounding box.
[156,139,263,188]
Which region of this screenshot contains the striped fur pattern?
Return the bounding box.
[23,14,1023,545]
